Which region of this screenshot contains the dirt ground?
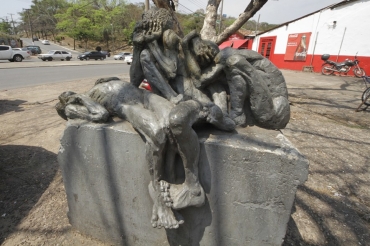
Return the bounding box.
[0,69,369,246]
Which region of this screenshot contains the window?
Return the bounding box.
[0,46,10,51]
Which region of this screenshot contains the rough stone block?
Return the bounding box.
[58,119,309,246]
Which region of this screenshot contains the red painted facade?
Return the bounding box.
[269,54,370,76]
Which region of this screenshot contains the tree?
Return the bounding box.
[0,20,12,34]
[152,0,269,44]
[177,13,204,35]
[19,0,69,40]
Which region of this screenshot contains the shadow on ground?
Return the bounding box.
[281,98,370,245]
[0,100,26,115]
[0,145,58,244]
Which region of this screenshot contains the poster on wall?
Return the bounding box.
[284,32,312,61]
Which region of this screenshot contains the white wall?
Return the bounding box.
[252,0,370,57]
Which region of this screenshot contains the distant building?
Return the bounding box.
[220,0,370,76]
[251,0,370,76]
[219,29,255,50]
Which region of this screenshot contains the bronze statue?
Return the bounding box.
[56,7,290,230]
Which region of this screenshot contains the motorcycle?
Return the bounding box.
[321,53,365,78]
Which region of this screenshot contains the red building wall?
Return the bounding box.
[269,54,370,77]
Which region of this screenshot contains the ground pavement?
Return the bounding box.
[0,63,369,245]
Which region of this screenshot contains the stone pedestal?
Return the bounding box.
[58,119,308,246]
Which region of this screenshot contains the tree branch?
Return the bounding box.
[215,0,268,45]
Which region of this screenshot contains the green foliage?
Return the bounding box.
[177,13,204,35]
[54,0,142,48]
[0,21,12,34]
[19,0,277,49]
[122,21,136,45]
[242,20,279,32]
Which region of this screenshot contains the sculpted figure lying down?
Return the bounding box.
[55,77,233,229]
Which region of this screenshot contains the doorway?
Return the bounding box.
[258,36,276,60]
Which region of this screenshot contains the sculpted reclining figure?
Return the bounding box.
[55,77,233,229]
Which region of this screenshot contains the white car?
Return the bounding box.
[38,50,72,61]
[124,54,133,65]
[114,52,132,60]
[0,45,31,62]
[41,40,50,45]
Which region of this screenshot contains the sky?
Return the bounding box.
[1,0,342,25]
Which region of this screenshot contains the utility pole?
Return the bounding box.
[255,14,260,35]
[111,23,115,53]
[8,13,16,34]
[145,0,149,11]
[218,0,224,33]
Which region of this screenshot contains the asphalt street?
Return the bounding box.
[0,60,130,90]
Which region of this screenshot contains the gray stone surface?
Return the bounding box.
[58,119,309,246]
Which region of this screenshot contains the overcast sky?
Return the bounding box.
[2,0,342,24]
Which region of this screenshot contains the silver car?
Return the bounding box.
[124,54,133,65]
[114,52,132,60]
[41,40,50,45]
[38,50,72,61]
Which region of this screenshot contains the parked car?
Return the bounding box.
[24,45,42,55]
[77,51,106,60]
[38,50,72,61]
[101,50,111,57]
[124,54,133,65]
[12,48,32,55]
[41,40,50,45]
[114,52,132,60]
[32,37,39,41]
[0,45,31,62]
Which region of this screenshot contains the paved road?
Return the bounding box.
[22,38,82,56]
[0,38,119,64]
[0,59,131,90]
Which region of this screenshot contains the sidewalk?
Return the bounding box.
[0,69,369,245]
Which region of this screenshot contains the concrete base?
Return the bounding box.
[58,119,308,246]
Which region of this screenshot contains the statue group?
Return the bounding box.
[56,8,290,230]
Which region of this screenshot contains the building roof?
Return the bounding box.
[237,29,254,37]
[256,0,358,36]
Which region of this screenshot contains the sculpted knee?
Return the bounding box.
[140,49,151,63]
[168,110,185,135]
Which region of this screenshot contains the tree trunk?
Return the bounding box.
[199,0,221,42]
[200,0,268,44]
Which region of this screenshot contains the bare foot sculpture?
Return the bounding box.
[149,182,184,229]
[160,180,205,210]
